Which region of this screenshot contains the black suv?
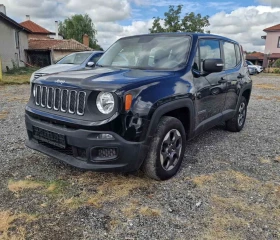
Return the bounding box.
[25,33,252,180]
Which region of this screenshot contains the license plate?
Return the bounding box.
[33,126,66,149]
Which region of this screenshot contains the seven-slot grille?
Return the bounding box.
[34,85,86,115]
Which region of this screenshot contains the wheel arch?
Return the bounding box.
[145,98,195,141]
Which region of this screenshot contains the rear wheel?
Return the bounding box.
[226,96,247,132]
[141,116,186,180]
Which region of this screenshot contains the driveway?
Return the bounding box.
[0,74,279,240]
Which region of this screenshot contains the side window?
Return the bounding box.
[14,30,19,48]
[199,40,221,60]
[199,39,221,70]
[235,44,241,64]
[89,53,103,63]
[223,42,237,69]
[193,48,200,71]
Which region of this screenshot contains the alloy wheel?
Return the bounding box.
[160,129,182,171]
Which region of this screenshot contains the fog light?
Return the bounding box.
[91,147,118,161]
[96,134,115,140]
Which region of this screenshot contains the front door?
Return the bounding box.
[192,39,228,134]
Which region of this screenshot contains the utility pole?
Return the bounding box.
[0,57,2,81]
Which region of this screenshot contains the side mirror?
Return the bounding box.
[203,59,224,73]
[87,61,95,67]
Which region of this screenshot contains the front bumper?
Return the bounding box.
[25,113,148,172]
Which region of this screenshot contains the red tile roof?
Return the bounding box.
[20,20,51,34]
[28,38,93,51]
[270,53,280,59]
[263,24,280,32]
[246,52,264,60]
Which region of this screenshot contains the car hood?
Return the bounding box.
[36,64,80,74]
[34,67,175,92]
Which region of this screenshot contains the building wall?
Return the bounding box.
[0,20,28,71]
[52,50,75,62]
[28,33,63,40]
[265,31,280,54]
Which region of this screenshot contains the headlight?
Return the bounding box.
[30,72,35,84]
[96,92,115,114]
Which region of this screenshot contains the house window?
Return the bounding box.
[278,37,280,48]
[15,31,19,49]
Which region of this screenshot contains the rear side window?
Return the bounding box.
[235,45,241,64]
[223,42,237,69]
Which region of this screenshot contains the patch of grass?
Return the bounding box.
[254,83,280,90]
[0,110,9,120]
[195,170,280,239]
[0,74,31,85]
[139,206,161,217]
[8,179,68,196]
[108,219,121,231]
[60,195,88,209]
[122,201,139,218]
[260,157,272,164]
[0,211,36,240]
[192,174,214,186]
[46,180,68,195]
[252,95,280,101]
[86,174,151,208]
[8,180,44,193]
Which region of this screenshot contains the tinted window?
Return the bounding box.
[57,52,92,65]
[199,40,221,60]
[235,45,241,64]
[89,53,103,63]
[199,39,221,71]
[97,35,191,70]
[223,42,237,69]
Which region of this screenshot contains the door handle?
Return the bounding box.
[218,77,227,84]
[237,74,245,79]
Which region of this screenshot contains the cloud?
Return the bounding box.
[1,0,279,52]
[257,0,280,8]
[207,5,280,51]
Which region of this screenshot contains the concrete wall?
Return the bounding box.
[0,20,28,71]
[264,32,280,54]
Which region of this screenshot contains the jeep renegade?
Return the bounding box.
[25,33,252,180]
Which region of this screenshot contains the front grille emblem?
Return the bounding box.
[55,79,66,84]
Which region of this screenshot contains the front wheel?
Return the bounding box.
[226,96,247,132]
[141,116,186,180]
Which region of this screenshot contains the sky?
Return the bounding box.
[2,0,280,52]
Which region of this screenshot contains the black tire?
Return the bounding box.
[226,96,247,132]
[141,116,186,181]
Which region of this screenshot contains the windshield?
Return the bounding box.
[57,52,92,65]
[246,60,253,65]
[97,35,191,70]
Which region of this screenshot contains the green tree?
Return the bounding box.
[150,5,210,33]
[59,14,103,50]
[273,59,280,68]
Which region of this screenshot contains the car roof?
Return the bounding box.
[120,32,239,45]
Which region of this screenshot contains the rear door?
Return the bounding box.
[221,42,246,119]
[192,38,228,133]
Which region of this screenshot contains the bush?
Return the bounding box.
[273,59,280,68]
[273,68,280,74]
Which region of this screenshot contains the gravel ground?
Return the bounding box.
[0,74,279,240]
